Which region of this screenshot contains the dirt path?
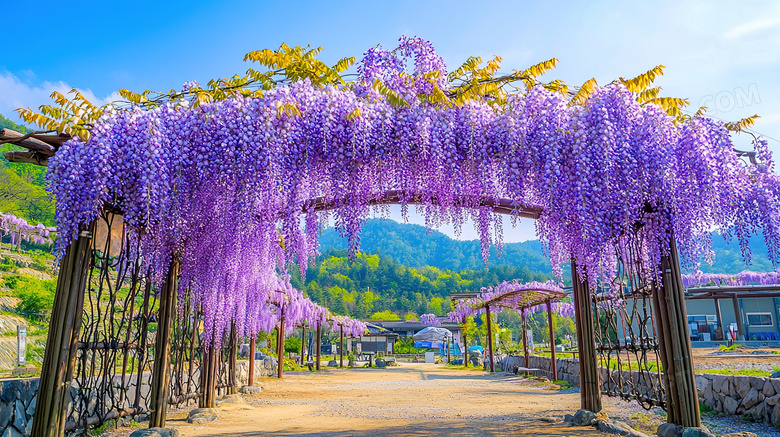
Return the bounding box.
[159,363,604,437]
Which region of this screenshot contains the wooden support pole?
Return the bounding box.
[547,299,557,381]
[300,325,306,365]
[32,221,95,437]
[485,307,495,373]
[713,298,723,340]
[277,311,285,378]
[315,322,322,371]
[227,323,237,394]
[462,317,468,367]
[200,338,218,408]
[731,294,745,340]
[571,259,602,413]
[339,327,344,368]
[149,257,180,428]
[521,309,529,373]
[656,237,701,427]
[248,336,256,386]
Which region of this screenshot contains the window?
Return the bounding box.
[688,315,716,324]
[746,313,773,327]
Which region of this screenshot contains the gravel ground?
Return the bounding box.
[102,361,780,436]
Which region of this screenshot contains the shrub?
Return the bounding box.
[284,336,302,355]
[13,277,56,316]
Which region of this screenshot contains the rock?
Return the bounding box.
[375,358,386,368]
[720,432,758,437]
[12,400,25,432]
[771,371,780,379]
[764,379,776,397]
[657,422,680,437]
[711,374,726,393]
[1,427,23,437]
[216,394,246,407]
[596,419,650,437]
[734,377,751,398]
[767,393,780,406]
[327,360,338,367]
[723,396,740,415]
[238,385,263,394]
[773,379,780,395]
[740,388,759,409]
[572,409,596,426]
[539,416,557,423]
[25,395,35,417]
[129,428,179,437]
[773,404,780,428]
[563,414,574,424]
[0,403,13,429]
[187,408,219,424]
[680,427,715,437]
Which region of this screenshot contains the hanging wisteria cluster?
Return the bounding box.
[330,315,368,338]
[447,280,569,321]
[44,36,780,342]
[419,313,441,326]
[0,212,55,246]
[681,269,780,288]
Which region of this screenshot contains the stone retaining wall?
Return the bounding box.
[235,357,278,386]
[0,378,37,436]
[498,354,780,428]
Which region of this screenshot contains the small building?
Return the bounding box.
[351,322,400,355]
[369,318,463,346]
[684,286,780,342]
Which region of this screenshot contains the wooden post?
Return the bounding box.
[547,299,557,381]
[277,311,285,378]
[300,325,306,365]
[655,237,701,427]
[731,294,745,340]
[485,307,495,373]
[713,298,723,340]
[339,326,344,368]
[462,318,468,367]
[200,338,218,408]
[248,336,256,386]
[32,221,95,437]
[149,257,180,428]
[316,322,322,370]
[571,259,602,413]
[227,323,237,394]
[521,309,529,373]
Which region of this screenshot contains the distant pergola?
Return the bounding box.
[451,285,566,378]
[685,284,780,341]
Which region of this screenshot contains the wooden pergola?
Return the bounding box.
[0,123,706,432]
[453,286,566,377]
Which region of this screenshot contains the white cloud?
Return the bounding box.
[0,70,118,124]
[724,16,780,39]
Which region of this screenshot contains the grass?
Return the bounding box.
[553,379,572,390]
[719,343,742,352]
[441,363,486,371]
[698,366,779,377]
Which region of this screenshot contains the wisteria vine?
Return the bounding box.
[43,37,780,343]
[0,212,55,246]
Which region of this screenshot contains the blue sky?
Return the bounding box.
[2,0,778,241]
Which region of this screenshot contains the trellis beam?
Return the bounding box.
[31,221,95,437]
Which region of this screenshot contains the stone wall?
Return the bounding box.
[498,354,780,428]
[0,378,37,436]
[234,357,278,386]
[695,373,780,427]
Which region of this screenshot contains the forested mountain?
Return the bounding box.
[319,218,552,272]
[289,250,550,319]
[318,218,776,276]
[0,114,55,226]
